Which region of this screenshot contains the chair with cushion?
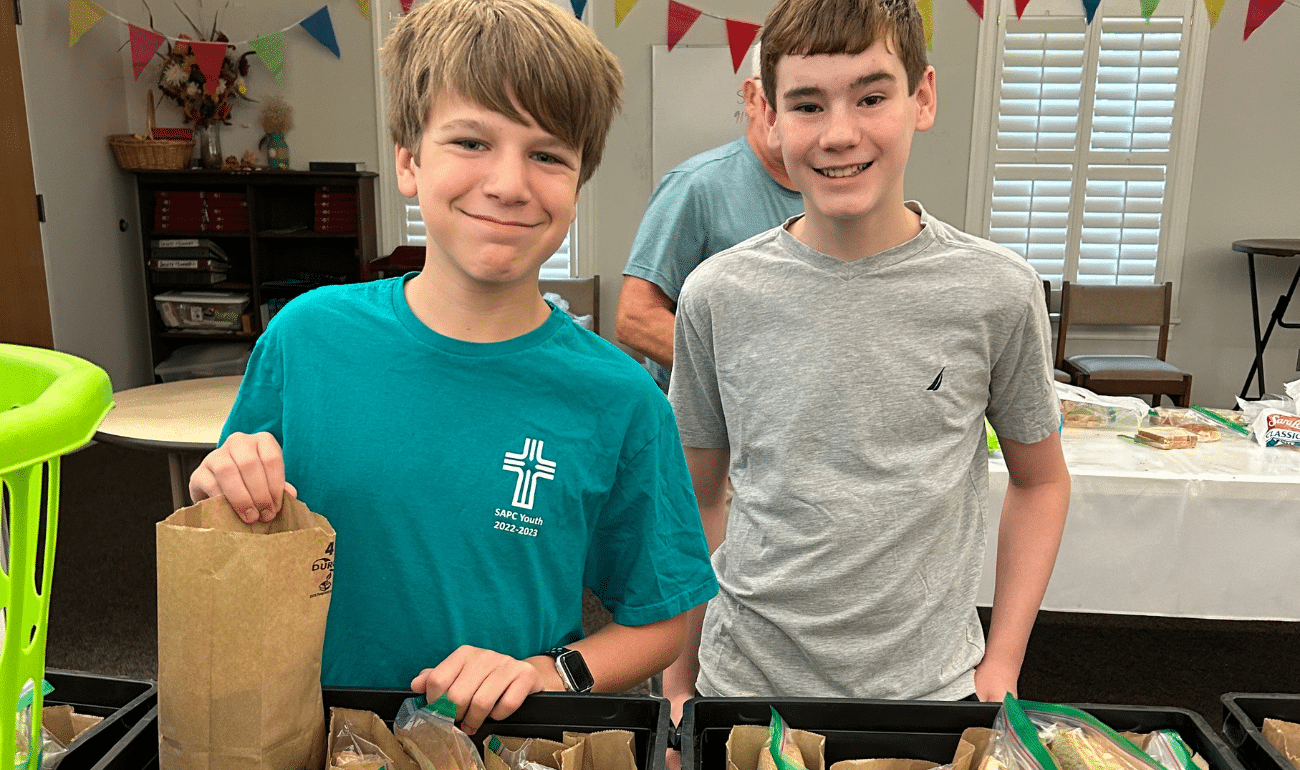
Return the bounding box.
[1055,281,1193,406]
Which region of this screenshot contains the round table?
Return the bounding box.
[94,376,241,510]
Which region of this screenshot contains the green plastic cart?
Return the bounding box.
[0,344,112,769]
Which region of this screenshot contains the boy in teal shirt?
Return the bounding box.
[189,0,717,735]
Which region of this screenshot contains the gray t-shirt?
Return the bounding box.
[670,202,1060,700]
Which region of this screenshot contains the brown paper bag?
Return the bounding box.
[41,705,103,747]
[1263,719,1300,770]
[726,724,826,770]
[483,735,565,770]
[554,730,638,770]
[953,727,997,770]
[327,709,421,770]
[830,760,938,770]
[157,495,336,770]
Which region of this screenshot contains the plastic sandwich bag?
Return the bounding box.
[483,736,552,770]
[394,695,486,770]
[990,696,1168,770]
[1055,384,1150,431]
[329,719,396,770]
[763,708,810,770]
[1142,729,1206,770]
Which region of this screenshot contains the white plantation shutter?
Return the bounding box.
[980,9,1197,288]
[402,203,573,279]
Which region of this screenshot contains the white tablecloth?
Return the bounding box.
[979,427,1300,621]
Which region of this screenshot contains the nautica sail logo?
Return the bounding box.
[502,438,557,510]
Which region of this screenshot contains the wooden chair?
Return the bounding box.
[1055,281,1193,406]
[1043,279,1071,383]
[540,276,600,335]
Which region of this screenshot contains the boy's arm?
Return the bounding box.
[412,614,689,735]
[615,276,676,369]
[976,430,1070,701]
[663,446,730,723]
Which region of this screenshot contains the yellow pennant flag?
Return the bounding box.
[917,0,935,48]
[1203,0,1224,25]
[357,0,370,16]
[69,0,106,47]
[615,0,640,25]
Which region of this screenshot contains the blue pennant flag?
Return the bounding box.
[1081,0,1100,22]
[300,6,340,58]
[571,0,588,17]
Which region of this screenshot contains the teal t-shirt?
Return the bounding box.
[623,137,804,389]
[222,275,718,688]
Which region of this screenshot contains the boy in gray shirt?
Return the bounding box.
[665,0,1071,716]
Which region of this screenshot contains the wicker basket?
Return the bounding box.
[108,92,194,170]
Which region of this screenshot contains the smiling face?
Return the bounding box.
[766,39,935,246]
[395,91,580,287]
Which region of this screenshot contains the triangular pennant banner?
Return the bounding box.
[917,0,935,49]
[667,1,702,50]
[965,0,984,19]
[190,40,228,96]
[725,19,761,74]
[1203,0,1225,25]
[1140,0,1159,19]
[615,0,640,26]
[357,0,370,17]
[1014,0,1031,17]
[68,0,106,47]
[1244,0,1283,38]
[1082,0,1101,22]
[300,6,341,58]
[250,33,285,84]
[571,0,588,18]
[400,0,414,13]
[128,24,167,79]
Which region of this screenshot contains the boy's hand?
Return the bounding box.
[411,646,555,735]
[973,656,1018,702]
[188,431,297,523]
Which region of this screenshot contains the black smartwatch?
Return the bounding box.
[542,646,594,693]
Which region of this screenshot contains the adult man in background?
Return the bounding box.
[616,45,803,391]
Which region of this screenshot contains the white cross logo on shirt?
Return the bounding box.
[502,438,557,510]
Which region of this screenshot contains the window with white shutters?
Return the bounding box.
[970,0,1208,291]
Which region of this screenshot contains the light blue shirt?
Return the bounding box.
[624,137,803,390]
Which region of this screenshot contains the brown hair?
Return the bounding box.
[381,0,623,186]
[759,0,929,106]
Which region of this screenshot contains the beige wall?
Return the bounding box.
[22,0,1300,404]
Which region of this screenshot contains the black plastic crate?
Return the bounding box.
[680,697,1244,770]
[33,669,157,770]
[1221,693,1300,770]
[91,689,671,770]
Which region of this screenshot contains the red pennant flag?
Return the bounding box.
[400,0,414,13]
[190,40,228,96]
[966,0,985,18]
[667,1,702,51]
[128,24,167,79]
[725,19,761,74]
[1244,0,1282,38]
[1015,0,1031,17]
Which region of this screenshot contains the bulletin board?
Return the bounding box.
[650,45,756,185]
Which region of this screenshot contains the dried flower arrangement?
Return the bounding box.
[153,4,253,127]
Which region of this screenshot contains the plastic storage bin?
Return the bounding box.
[680,698,1245,770]
[152,343,253,382]
[0,344,113,769]
[152,291,250,331]
[88,689,671,770]
[1221,693,1300,770]
[42,670,156,769]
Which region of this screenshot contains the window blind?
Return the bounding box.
[987,15,1186,287]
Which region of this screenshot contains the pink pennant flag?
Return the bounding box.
[725,19,761,74]
[190,40,228,96]
[1244,0,1283,38]
[966,0,984,18]
[1014,0,1032,17]
[128,24,167,79]
[400,0,414,13]
[667,1,702,51]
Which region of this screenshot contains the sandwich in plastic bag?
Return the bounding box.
[990,696,1170,770]
[394,695,487,770]
[763,707,810,770]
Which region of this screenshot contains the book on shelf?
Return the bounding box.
[150,238,231,262]
[148,257,231,272]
